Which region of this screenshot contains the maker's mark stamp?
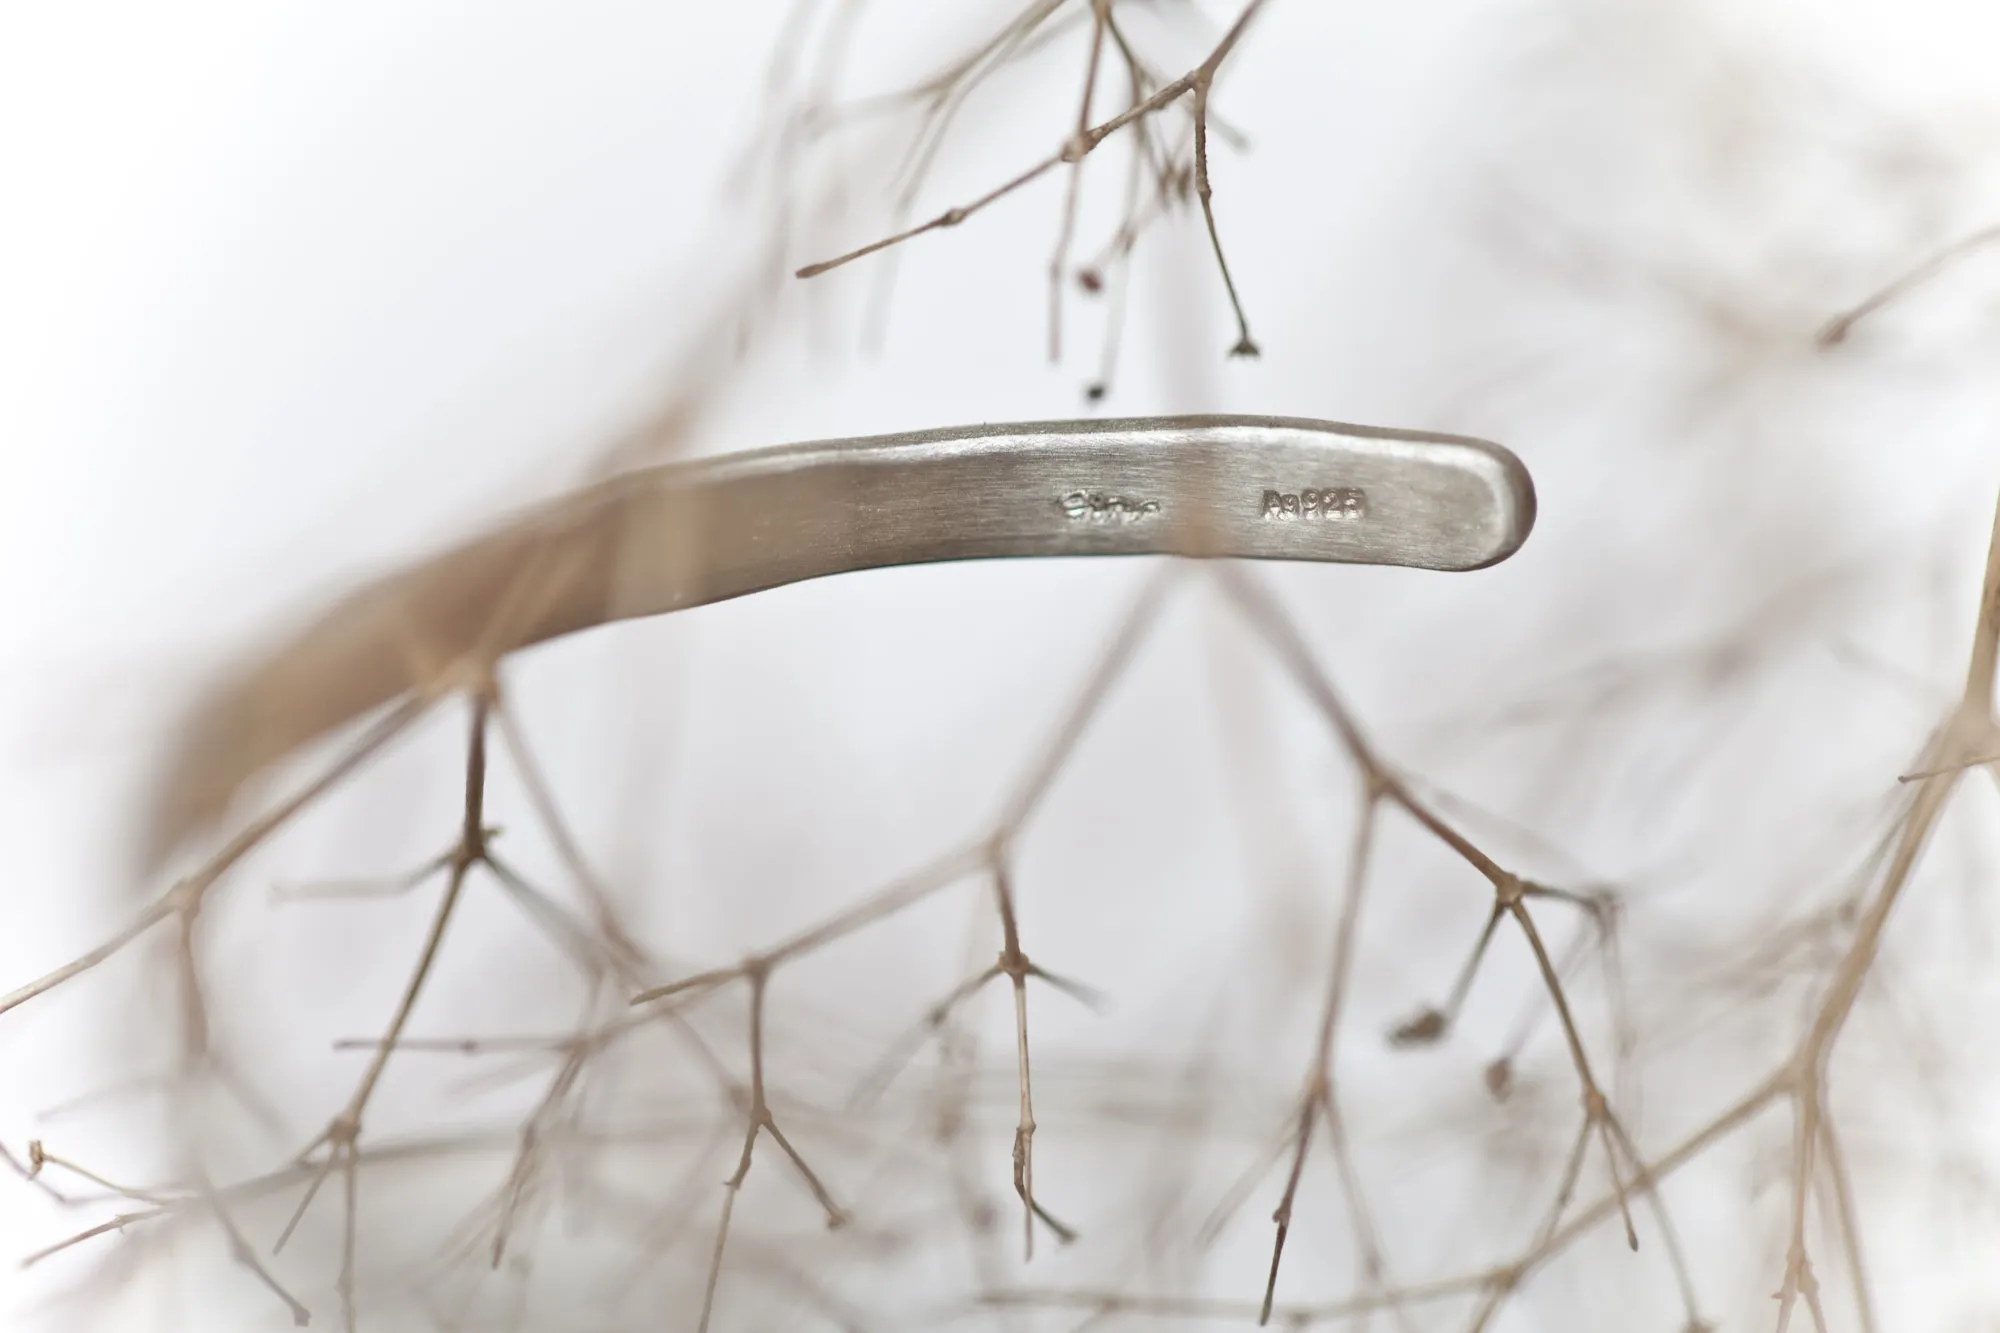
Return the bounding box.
[1262,487,1367,521]
[1061,490,1160,523]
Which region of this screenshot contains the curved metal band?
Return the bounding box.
[143,415,1534,866]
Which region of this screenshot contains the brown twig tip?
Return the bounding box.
[1816,222,2000,353]
[1387,1007,1448,1047]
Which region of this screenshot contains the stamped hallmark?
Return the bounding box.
[1261,487,1367,522]
[1061,490,1160,523]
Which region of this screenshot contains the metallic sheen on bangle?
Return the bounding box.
[142,414,1534,868]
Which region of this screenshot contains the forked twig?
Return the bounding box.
[1211,565,1654,1321]
[798,0,1268,358]
[632,568,1184,1314]
[692,966,849,1333]
[274,696,494,1333]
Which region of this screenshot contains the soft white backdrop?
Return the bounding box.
[6,3,2000,1329]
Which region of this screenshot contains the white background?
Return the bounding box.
[6,2,2000,1329]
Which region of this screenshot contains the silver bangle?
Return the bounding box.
[142,414,1534,867]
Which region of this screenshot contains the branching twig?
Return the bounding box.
[798,0,1268,359]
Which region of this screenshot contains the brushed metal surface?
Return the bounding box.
[141,415,1534,868]
[592,415,1535,625]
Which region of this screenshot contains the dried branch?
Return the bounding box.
[797,0,1268,360]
